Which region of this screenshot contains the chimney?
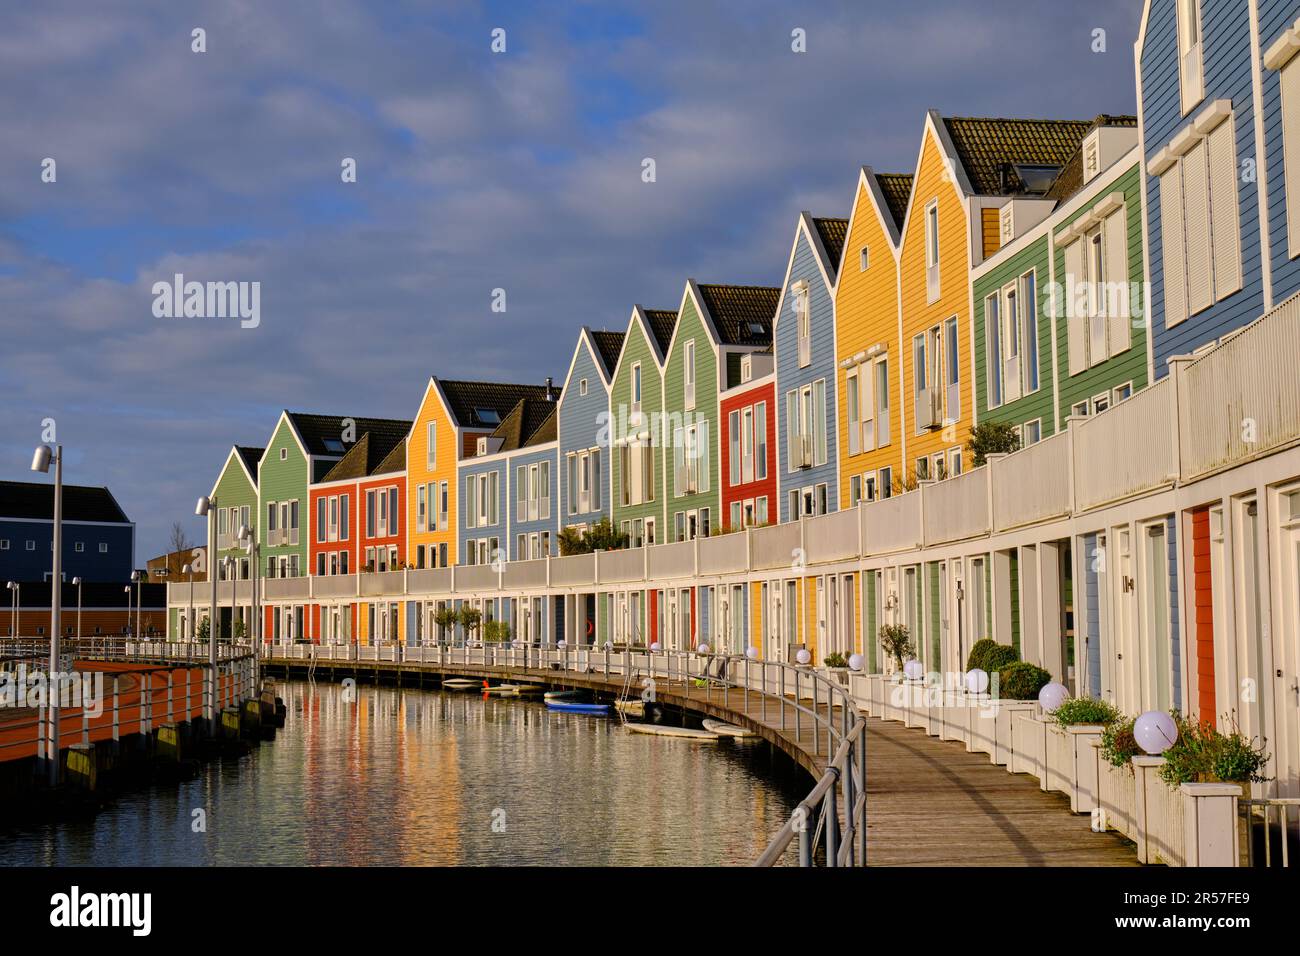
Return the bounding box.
[545,376,554,401]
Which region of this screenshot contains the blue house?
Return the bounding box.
[1259,1,1300,303]
[558,327,623,533]
[774,212,847,521]
[0,480,135,583]
[1138,0,1268,372]
[457,396,559,566]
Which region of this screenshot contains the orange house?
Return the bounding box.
[835,166,912,506]
[406,377,552,570]
[896,112,1093,484]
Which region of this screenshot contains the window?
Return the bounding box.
[729,410,741,486]
[1112,381,1133,404]
[755,497,767,526]
[75,541,84,553]
[465,477,477,530]
[880,466,892,498]
[1023,419,1042,445]
[340,494,349,539]
[949,448,963,476]
[915,456,930,482]
[1177,0,1204,114]
[987,271,1040,405]
[795,283,811,367]
[317,552,326,576]
[426,421,437,470]
[100,542,108,553]
[280,447,288,461]
[417,484,427,530]
[366,490,376,536]
[1281,54,1300,258]
[755,402,767,479]
[925,199,940,300]
[579,377,588,396]
[944,317,960,421]
[631,363,642,413]
[1070,400,1090,420]
[0,540,7,551]
[317,498,326,543]
[684,341,696,409]
[1155,112,1241,328]
[741,406,754,484]
[1091,392,1111,416]
[863,474,877,502]
[731,500,742,530]
[859,246,869,271]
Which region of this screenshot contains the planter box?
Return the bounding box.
[1043,723,1106,812]
[993,700,1039,766]
[1134,756,1185,866]
[1097,759,1138,840]
[1012,712,1047,781]
[967,695,997,756]
[938,691,967,742]
[847,672,872,714]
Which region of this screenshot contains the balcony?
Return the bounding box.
[647,539,695,580]
[264,576,311,601]
[698,532,747,575]
[922,468,990,545]
[597,548,644,584]
[1073,377,1177,511]
[503,557,549,590]
[804,510,859,564]
[990,431,1072,531]
[550,552,595,587]
[314,574,360,599]
[750,522,801,571]
[860,491,922,554]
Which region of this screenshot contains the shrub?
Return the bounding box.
[967,421,1021,467]
[878,624,913,671]
[1053,697,1122,729]
[965,638,998,672]
[1100,716,1139,769]
[1159,716,1270,787]
[482,620,512,643]
[824,652,848,669]
[984,644,1019,674]
[997,661,1051,700]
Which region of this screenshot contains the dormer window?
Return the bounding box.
[322,438,345,453]
[1083,133,1100,184]
[473,407,500,426]
[746,321,766,337]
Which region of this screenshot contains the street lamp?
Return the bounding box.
[71,577,82,642]
[223,556,236,645]
[6,581,17,641]
[239,524,258,650]
[124,585,132,639]
[31,443,62,784]
[195,494,218,736]
[155,569,168,643]
[130,570,142,642]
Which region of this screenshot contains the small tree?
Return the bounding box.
[967,421,1021,467]
[457,605,482,642]
[196,616,210,643]
[483,620,512,643]
[879,623,913,671]
[585,517,629,552]
[433,606,459,642]
[557,526,587,556]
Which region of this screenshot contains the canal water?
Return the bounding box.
[0,680,807,865]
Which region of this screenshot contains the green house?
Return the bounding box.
[661,281,778,542]
[972,117,1144,443]
[257,411,410,577]
[608,305,677,547]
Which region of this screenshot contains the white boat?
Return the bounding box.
[614,699,646,717]
[624,722,720,741]
[442,678,481,691]
[702,718,758,738]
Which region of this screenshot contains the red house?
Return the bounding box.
[720,354,776,532]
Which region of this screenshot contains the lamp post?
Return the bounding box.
[224,556,237,645]
[155,568,168,643]
[31,443,62,784]
[130,570,143,642]
[124,585,132,640]
[238,525,257,651]
[195,495,218,736]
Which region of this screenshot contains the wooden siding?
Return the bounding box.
[776,225,840,519]
[1141,0,1266,370]
[406,383,460,568]
[1053,163,1149,425]
[899,126,972,475]
[1260,0,1300,303]
[1190,506,1216,723]
[835,176,906,506]
[663,293,721,532]
[720,378,777,529]
[559,337,612,527]
[610,314,666,534]
[259,418,311,574]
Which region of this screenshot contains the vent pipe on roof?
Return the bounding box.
[545,376,554,401]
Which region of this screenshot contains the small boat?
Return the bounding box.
[543,689,582,701]
[702,718,758,738]
[614,699,646,717]
[485,683,521,697]
[545,700,611,714]
[624,722,720,741]
[512,684,545,696]
[442,678,480,691]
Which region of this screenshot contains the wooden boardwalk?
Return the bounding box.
[864,716,1140,866]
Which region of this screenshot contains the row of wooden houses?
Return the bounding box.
[174,1,1300,795]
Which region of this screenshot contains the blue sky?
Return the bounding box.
[0,0,1143,560]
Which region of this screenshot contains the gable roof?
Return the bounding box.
[490,398,559,452]
[235,446,264,483]
[374,436,407,475]
[1044,114,1139,202]
[941,116,1094,196]
[589,330,625,379]
[284,412,410,459]
[436,380,552,430]
[874,173,914,232]
[811,217,849,277]
[695,283,781,346]
[0,481,130,524]
[318,424,411,483]
[643,309,678,357]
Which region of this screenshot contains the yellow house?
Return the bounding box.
[835,166,912,507]
[406,377,551,569]
[897,112,1092,484]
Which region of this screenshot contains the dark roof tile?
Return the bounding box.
[875,173,914,231]
[811,217,849,275]
[437,380,552,430]
[942,116,1095,196]
[286,413,410,459]
[696,284,781,346]
[0,481,130,524]
[589,330,625,378]
[642,309,678,357]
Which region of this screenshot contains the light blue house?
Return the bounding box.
[774,212,847,521]
[457,395,560,566]
[1259,0,1300,303]
[1138,0,1267,371]
[558,327,623,533]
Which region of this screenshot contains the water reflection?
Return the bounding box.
[1,680,805,866]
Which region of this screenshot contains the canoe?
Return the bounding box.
[624,723,720,741]
[442,678,480,690]
[545,701,611,714]
[702,718,758,738]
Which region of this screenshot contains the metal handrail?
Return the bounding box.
[1242,798,1299,868]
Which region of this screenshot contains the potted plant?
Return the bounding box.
[1158,716,1269,791]
[457,605,483,646]
[433,606,458,645]
[878,623,915,723]
[997,662,1052,774]
[483,619,512,644]
[1046,698,1122,811]
[823,651,850,685]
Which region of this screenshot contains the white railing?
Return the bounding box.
[804,509,859,564]
[504,557,548,590]
[991,431,1072,530]
[1178,290,1300,481]
[861,490,922,554]
[359,571,405,597]
[264,576,311,600]
[922,468,990,545]
[646,539,695,579]
[751,522,801,570]
[1072,377,1177,511]
[313,573,359,598]
[597,547,644,583]
[551,552,595,587]
[698,532,747,575]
